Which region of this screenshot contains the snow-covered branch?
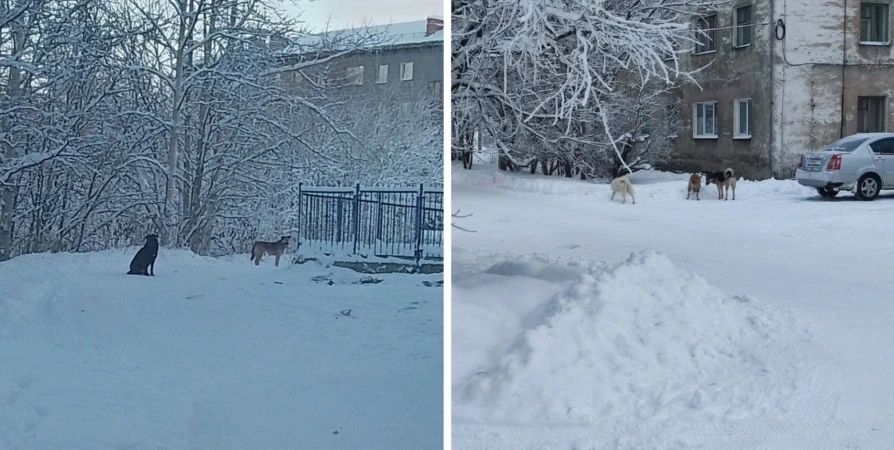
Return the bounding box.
[452,0,714,177]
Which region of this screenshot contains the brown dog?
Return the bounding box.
[686,173,701,200]
[250,235,291,266]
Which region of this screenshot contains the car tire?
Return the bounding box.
[817,187,839,198]
[855,174,881,201]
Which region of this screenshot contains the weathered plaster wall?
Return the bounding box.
[661,0,774,179]
[669,0,894,179]
[771,0,894,178]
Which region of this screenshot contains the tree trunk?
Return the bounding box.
[163,0,191,247]
[0,12,26,261]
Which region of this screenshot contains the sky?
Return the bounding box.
[283,0,444,31]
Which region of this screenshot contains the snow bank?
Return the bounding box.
[732,177,817,198]
[452,167,606,197]
[453,165,819,201]
[453,250,813,425]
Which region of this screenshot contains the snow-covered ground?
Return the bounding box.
[452,164,894,449]
[0,249,442,449]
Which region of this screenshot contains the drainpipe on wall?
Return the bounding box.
[840,0,848,138]
[769,0,776,178]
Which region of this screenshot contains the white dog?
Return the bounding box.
[610,174,635,204]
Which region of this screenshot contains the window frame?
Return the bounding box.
[857,96,888,132]
[346,65,364,86]
[733,5,753,48]
[693,101,719,139]
[693,14,717,55]
[375,64,388,84]
[400,62,414,81]
[733,98,753,139]
[860,2,891,45]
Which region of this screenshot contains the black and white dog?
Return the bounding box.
[704,168,737,201]
[127,234,158,276]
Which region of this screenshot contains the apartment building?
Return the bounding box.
[275,17,444,104]
[663,0,894,179]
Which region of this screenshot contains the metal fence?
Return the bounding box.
[297,183,444,264]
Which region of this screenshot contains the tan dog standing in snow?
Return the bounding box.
[686,173,702,200]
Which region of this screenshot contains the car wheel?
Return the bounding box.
[856,174,881,201]
[816,187,840,198]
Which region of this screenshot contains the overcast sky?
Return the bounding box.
[283,0,444,31]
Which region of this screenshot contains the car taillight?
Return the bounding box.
[798,154,804,168]
[827,154,842,171]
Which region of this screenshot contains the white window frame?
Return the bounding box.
[733,5,753,48]
[733,98,752,139]
[693,101,718,139]
[860,2,891,45]
[400,62,414,81]
[376,64,388,84]
[346,66,364,85]
[693,14,717,55]
[858,96,888,132]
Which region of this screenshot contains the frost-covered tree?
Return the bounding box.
[451,0,711,177]
[0,0,441,260]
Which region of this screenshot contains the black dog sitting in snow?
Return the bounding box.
[127,234,158,276]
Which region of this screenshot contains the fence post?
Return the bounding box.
[336,192,343,246]
[297,182,303,248]
[414,183,424,268]
[352,183,360,255]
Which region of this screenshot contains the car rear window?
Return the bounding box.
[824,137,869,152]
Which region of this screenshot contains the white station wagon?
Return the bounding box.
[795,132,894,200]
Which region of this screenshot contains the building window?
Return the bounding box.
[693,101,718,138]
[858,96,887,132]
[861,3,890,43]
[734,5,752,48]
[733,98,752,139]
[400,62,414,81]
[694,15,716,54]
[431,80,442,95]
[375,64,388,84]
[346,66,364,85]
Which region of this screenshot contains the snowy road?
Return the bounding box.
[0,250,442,450]
[452,165,894,449]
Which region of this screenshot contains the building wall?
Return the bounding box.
[283,43,443,103]
[661,0,775,179]
[771,0,894,178]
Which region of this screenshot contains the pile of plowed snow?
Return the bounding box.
[453,251,815,425]
[452,166,818,202]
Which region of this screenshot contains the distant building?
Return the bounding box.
[274,17,444,104]
[663,0,894,179]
